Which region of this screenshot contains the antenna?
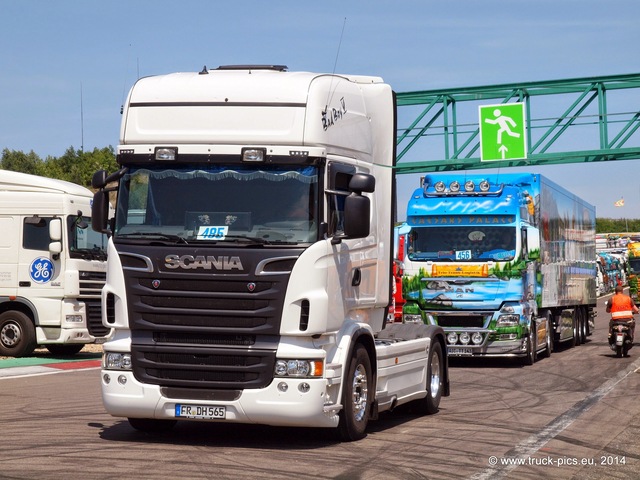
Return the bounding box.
[80,82,84,153]
[332,17,347,75]
[325,17,347,108]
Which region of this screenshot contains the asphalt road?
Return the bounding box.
[0,294,638,480]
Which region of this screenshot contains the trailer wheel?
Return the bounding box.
[579,308,588,343]
[413,340,444,415]
[128,418,177,433]
[0,311,37,357]
[46,344,85,356]
[573,310,581,346]
[338,344,372,442]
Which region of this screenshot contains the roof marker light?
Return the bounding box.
[155,147,177,161]
[434,181,446,193]
[479,180,490,192]
[464,180,475,192]
[242,148,266,162]
[450,181,460,192]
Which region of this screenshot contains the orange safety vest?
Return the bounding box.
[609,294,637,320]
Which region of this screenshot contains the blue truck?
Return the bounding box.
[400,173,597,364]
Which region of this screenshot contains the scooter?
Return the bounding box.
[609,321,634,357]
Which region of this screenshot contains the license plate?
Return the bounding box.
[616,334,624,345]
[175,404,226,420]
[448,347,473,356]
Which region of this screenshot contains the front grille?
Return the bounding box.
[132,343,277,389]
[79,270,106,296]
[120,245,299,390]
[435,315,487,329]
[79,271,109,337]
[84,298,110,336]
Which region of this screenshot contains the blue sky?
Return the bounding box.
[1,0,639,219]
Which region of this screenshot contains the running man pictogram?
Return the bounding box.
[479,102,527,162]
[484,108,521,145]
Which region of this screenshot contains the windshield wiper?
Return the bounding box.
[117,232,189,244]
[72,247,108,261]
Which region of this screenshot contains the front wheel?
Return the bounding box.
[540,312,553,359]
[523,325,536,366]
[0,311,36,357]
[337,344,373,442]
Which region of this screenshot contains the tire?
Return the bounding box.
[523,324,536,366]
[338,344,373,442]
[0,310,37,357]
[540,312,552,359]
[45,344,85,356]
[128,418,177,433]
[615,345,623,358]
[573,310,581,346]
[580,309,588,343]
[413,341,444,415]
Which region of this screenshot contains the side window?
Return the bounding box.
[326,163,355,236]
[23,217,51,251]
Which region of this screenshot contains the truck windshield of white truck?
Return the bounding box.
[114,165,318,245]
[407,225,516,262]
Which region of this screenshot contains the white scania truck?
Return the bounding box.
[91,65,449,441]
[0,170,110,356]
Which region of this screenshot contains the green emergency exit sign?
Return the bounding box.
[479,102,527,161]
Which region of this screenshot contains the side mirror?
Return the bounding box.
[49,218,62,255]
[92,170,108,189]
[49,217,62,241]
[343,193,370,238]
[344,173,375,239]
[349,173,375,193]
[92,191,110,233]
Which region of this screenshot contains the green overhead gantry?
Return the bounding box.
[395,73,640,174]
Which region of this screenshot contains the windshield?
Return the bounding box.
[68,215,108,260]
[114,165,318,245]
[629,258,640,274]
[407,226,516,262]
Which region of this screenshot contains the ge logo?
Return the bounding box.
[29,257,55,284]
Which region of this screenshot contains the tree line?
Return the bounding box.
[1,146,637,234]
[1,146,119,189]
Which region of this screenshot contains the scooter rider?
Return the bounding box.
[606,285,638,346]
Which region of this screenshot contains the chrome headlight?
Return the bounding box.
[403,313,423,324]
[103,352,132,370]
[274,359,323,378]
[447,332,459,345]
[497,314,520,327]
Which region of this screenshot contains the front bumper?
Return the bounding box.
[445,336,528,357]
[101,370,339,428]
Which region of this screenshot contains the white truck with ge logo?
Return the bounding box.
[0,169,111,356]
[91,65,449,441]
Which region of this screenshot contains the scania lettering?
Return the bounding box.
[164,255,244,270]
[0,170,110,357]
[91,65,449,441]
[400,173,596,364]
